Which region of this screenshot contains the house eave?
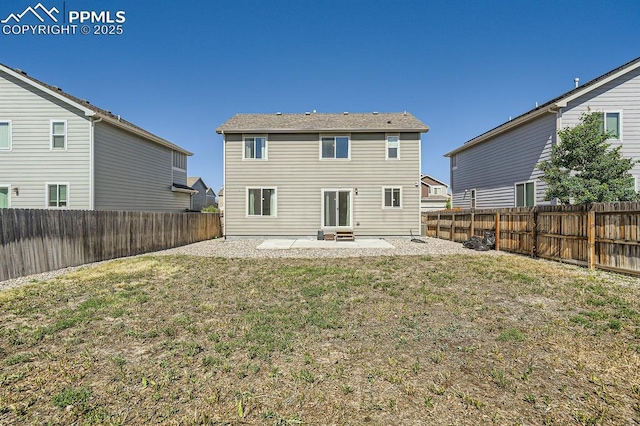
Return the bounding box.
[216,127,429,134]
[444,56,640,158]
[99,115,193,156]
[1,64,95,117]
[444,107,556,157]
[172,185,198,194]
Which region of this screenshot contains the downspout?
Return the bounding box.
[89,116,103,210]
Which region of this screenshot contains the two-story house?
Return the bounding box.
[446,56,640,209]
[216,112,429,238]
[187,177,217,211]
[420,174,450,211]
[0,63,195,211]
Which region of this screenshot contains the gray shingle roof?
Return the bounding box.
[216,112,428,133]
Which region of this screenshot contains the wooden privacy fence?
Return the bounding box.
[422,202,640,276]
[0,209,222,281]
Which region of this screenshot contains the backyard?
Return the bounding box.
[1,253,639,424]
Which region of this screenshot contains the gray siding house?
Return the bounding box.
[187,177,217,211]
[446,56,640,209]
[0,63,194,211]
[216,112,429,237]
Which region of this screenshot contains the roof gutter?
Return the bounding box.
[99,114,193,156]
[216,127,429,134]
[444,106,557,157]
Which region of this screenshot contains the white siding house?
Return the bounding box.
[217,112,429,238]
[446,57,640,209]
[0,63,194,212]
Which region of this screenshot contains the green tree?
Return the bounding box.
[536,112,638,204]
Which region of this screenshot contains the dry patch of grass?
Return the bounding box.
[1,254,639,425]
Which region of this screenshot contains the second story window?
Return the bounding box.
[51,121,67,150]
[0,121,11,150]
[386,135,399,159]
[598,112,621,139]
[321,136,349,159]
[452,154,458,169]
[173,151,187,170]
[244,136,267,159]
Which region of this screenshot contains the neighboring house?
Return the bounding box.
[216,112,429,237]
[217,186,224,213]
[446,56,640,209]
[0,63,195,211]
[420,174,450,211]
[187,177,217,211]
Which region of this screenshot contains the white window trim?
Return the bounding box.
[319,135,351,160]
[0,184,11,208]
[452,154,458,170]
[0,120,12,151]
[242,134,268,161]
[320,188,354,229]
[382,186,403,209]
[45,182,70,209]
[470,188,476,209]
[245,186,277,218]
[385,134,400,160]
[50,120,67,151]
[596,110,623,141]
[514,180,536,207]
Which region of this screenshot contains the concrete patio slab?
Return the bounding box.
[256,239,295,250]
[257,239,394,250]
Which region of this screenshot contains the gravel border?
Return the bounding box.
[0,237,501,291]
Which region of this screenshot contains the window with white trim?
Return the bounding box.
[0,186,9,209]
[321,136,349,159]
[244,136,267,159]
[0,121,11,150]
[47,184,68,208]
[51,121,66,149]
[383,187,402,208]
[452,154,458,169]
[432,186,443,195]
[386,135,399,159]
[470,189,476,209]
[515,181,535,207]
[597,112,621,139]
[173,151,186,170]
[247,188,276,216]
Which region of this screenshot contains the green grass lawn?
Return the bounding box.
[1,254,639,425]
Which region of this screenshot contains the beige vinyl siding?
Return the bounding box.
[94,122,190,212]
[561,66,640,183]
[451,113,556,209]
[0,70,91,209]
[224,132,420,237]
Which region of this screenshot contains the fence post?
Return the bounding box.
[470,212,475,238]
[587,210,596,270]
[531,207,537,258]
[451,213,456,241]
[495,212,500,251]
[436,213,440,239]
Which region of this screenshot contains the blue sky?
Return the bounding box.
[2,0,640,193]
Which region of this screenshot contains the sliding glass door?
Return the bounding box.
[323,190,351,228]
